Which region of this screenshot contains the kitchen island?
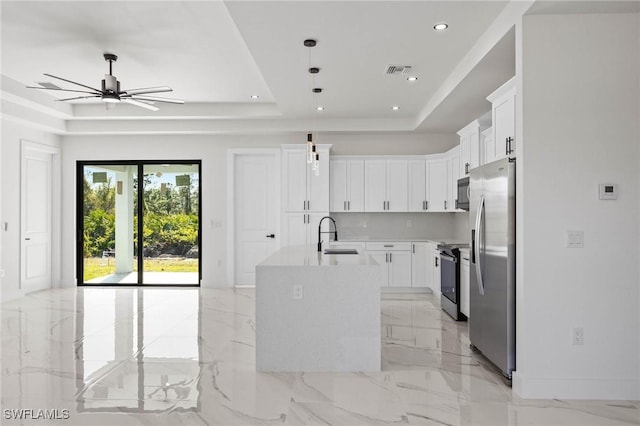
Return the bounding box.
[256,246,383,372]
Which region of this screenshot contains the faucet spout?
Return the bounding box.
[317,216,338,252]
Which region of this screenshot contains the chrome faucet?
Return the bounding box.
[317,216,338,252]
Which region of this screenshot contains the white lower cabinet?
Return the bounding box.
[460,251,470,318]
[411,242,429,288]
[365,242,412,287]
[431,245,441,295]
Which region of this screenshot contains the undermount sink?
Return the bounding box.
[324,249,359,255]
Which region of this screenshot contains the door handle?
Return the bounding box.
[266,234,275,239]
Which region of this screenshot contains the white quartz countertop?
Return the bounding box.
[258,245,379,267]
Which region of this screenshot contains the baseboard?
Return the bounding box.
[381,287,432,294]
[513,371,640,400]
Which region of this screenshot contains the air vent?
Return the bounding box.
[385,65,412,75]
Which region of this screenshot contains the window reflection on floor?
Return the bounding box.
[76,288,201,412]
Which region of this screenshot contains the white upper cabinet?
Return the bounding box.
[458,120,481,175]
[364,159,408,212]
[426,158,447,212]
[330,159,364,212]
[408,160,427,212]
[480,127,494,166]
[446,146,463,212]
[487,77,516,161]
[282,144,330,213]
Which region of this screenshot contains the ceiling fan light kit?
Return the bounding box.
[27,53,184,111]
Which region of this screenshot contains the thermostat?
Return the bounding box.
[599,183,618,200]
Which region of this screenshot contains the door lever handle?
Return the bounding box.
[266,234,275,239]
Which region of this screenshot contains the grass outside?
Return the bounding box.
[83,257,198,281]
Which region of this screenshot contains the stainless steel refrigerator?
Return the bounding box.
[469,157,516,380]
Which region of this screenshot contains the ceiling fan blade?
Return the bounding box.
[123,98,160,112]
[26,86,100,95]
[43,73,101,93]
[129,95,184,104]
[55,95,101,102]
[122,86,172,95]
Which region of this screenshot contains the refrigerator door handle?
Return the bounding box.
[474,195,485,295]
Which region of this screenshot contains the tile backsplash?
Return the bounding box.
[332,212,469,241]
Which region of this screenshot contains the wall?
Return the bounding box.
[62,133,457,289]
[514,13,640,400]
[1,119,61,302]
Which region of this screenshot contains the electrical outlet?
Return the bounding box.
[292,285,303,300]
[572,327,584,345]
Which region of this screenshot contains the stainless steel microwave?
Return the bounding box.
[456,176,470,211]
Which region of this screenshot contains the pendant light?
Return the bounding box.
[305,38,320,176]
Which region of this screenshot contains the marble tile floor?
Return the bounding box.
[1,287,638,426]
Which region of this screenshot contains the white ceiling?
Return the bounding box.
[3,1,632,136]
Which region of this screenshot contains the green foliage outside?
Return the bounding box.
[83,171,199,260]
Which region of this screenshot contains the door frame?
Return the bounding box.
[226,148,281,287]
[20,140,61,291]
[76,160,202,286]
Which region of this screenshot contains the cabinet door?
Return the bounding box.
[411,242,429,287]
[493,93,516,160]
[367,251,389,286]
[386,160,408,212]
[460,257,471,318]
[282,213,308,247]
[427,159,447,212]
[307,148,330,212]
[364,160,387,212]
[460,134,471,176]
[283,150,308,212]
[481,127,494,165]
[408,160,427,212]
[330,160,347,212]
[446,149,459,211]
[347,160,365,212]
[424,242,436,292]
[432,247,441,294]
[389,250,412,287]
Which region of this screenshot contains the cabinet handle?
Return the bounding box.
[384,244,394,248]
[389,252,392,262]
[444,200,447,210]
[455,199,458,209]
[507,136,514,154]
[465,162,470,175]
[412,244,415,254]
[505,137,510,156]
[387,201,390,210]
[425,200,428,210]
[348,201,350,210]
[435,257,438,267]
[344,201,347,211]
[385,253,389,263]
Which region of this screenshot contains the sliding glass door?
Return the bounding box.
[78,161,201,286]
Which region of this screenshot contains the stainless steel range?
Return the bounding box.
[438,242,470,321]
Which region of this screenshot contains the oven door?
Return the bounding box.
[440,251,458,304]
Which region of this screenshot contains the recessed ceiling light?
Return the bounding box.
[433,23,448,31]
[392,106,400,111]
[316,106,325,111]
[250,95,259,99]
[407,76,418,82]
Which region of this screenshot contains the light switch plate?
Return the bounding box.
[566,231,584,248]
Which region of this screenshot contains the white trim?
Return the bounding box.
[512,371,640,400]
[20,140,61,291]
[226,148,281,287]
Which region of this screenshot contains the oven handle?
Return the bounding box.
[474,195,485,296]
[440,252,458,263]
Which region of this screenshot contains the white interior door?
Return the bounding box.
[234,153,279,286]
[21,144,53,293]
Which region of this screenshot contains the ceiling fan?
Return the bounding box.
[27,53,184,111]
